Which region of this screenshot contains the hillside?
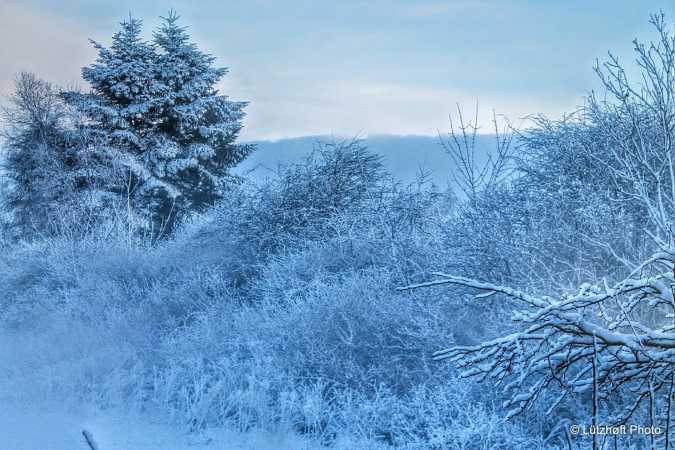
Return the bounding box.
[237,134,497,186]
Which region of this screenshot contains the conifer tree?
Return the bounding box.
[63,13,252,234]
[147,11,252,221]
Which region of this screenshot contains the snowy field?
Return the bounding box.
[0,401,319,450]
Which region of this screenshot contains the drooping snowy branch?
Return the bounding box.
[400,249,675,423]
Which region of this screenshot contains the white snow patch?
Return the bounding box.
[0,400,321,450]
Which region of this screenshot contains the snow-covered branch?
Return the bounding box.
[401,250,675,424]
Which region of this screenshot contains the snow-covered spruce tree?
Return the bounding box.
[150,12,252,216]
[63,13,252,235]
[403,13,675,449]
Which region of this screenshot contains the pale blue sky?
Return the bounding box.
[1,0,674,140]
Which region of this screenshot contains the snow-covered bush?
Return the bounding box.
[178,139,393,286]
[137,250,540,447]
[0,147,541,448]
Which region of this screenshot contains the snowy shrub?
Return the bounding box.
[176,140,391,285]
[0,117,547,446]
[214,139,386,246]
[138,264,543,448]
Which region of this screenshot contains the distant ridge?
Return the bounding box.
[238,134,498,186]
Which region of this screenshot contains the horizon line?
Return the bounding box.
[241,132,500,144]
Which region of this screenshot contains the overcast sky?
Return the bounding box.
[1,0,674,140]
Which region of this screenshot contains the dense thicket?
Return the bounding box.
[408,12,675,449]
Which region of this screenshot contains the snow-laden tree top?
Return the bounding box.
[62,11,253,235]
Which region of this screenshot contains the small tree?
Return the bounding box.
[440,105,514,199]
[1,73,63,236]
[1,73,115,238]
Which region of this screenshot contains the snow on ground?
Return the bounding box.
[0,400,321,450]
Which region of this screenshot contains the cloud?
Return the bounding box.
[0,0,608,140]
[237,79,577,141]
[396,1,489,18]
[0,1,95,97]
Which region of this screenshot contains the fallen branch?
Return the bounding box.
[82,429,98,450]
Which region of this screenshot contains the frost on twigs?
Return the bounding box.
[398,13,675,436]
[400,249,675,426]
